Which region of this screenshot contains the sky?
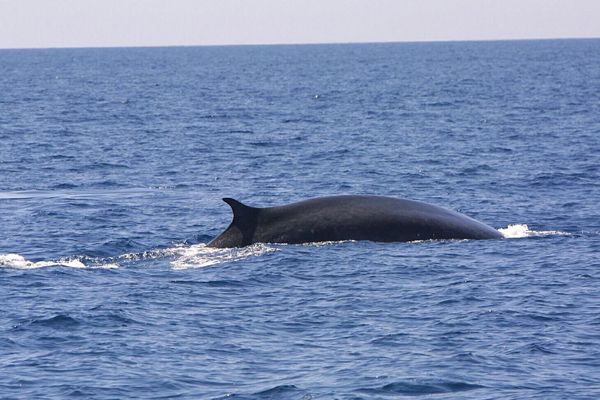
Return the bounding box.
[0,0,599,49]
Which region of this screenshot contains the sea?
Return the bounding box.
[1,39,599,399]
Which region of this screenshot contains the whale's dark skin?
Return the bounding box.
[208,195,502,248]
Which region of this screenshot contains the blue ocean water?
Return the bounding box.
[1,39,600,399]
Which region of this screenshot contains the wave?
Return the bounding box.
[498,224,571,238]
[210,384,306,400]
[357,379,485,396]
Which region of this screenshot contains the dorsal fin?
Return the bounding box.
[222,198,259,222]
[220,198,260,247]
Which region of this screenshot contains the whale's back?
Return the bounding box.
[208,195,502,248]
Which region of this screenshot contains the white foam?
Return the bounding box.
[0,253,117,269]
[58,259,87,269]
[300,240,355,247]
[118,247,181,261]
[170,243,276,270]
[94,263,120,269]
[498,224,570,238]
[0,253,50,269]
[1,242,274,271]
[1,253,84,269]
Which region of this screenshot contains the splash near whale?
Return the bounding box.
[208,195,502,248]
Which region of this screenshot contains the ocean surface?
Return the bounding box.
[1,39,600,399]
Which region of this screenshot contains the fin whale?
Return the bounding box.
[208,195,502,248]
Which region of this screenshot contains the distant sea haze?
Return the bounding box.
[1,39,600,399]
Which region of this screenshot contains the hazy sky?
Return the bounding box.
[1,0,599,49]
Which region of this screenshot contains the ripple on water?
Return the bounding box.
[211,384,309,400]
[357,379,486,396]
[24,314,81,330]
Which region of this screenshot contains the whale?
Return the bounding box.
[208,195,502,248]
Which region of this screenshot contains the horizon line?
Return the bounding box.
[1,36,599,51]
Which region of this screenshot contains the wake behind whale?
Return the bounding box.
[208,195,503,248]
